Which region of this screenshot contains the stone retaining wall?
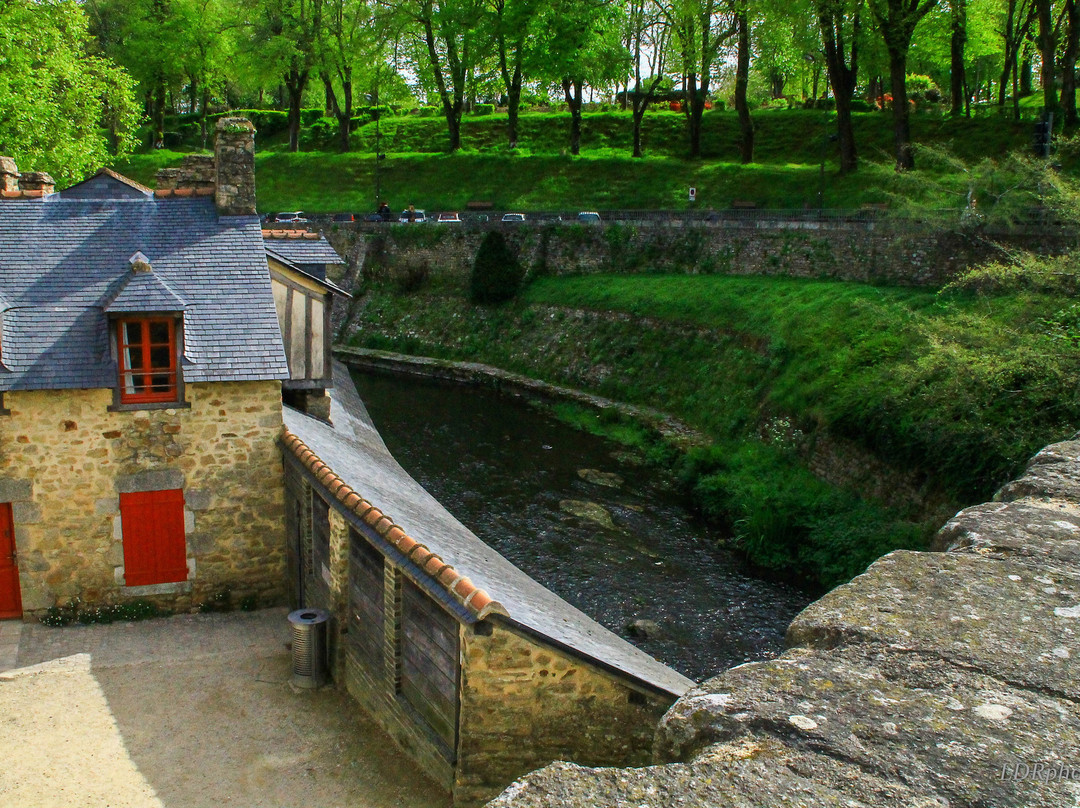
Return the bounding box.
[324,220,1074,291]
[485,434,1080,807]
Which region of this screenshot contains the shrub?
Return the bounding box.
[418,106,440,117]
[470,230,523,304]
[472,103,495,116]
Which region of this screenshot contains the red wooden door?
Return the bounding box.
[119,490,188,586]
[0,503,22,619]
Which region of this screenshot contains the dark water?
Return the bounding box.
[352,370,811,682]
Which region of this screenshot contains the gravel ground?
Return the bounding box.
[0,608,449,808]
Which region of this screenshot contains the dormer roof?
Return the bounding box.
[104,266,188,313]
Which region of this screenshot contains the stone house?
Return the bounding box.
[281,363,694,807]
[0,118,339,617]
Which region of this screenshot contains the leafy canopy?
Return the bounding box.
[0,0,139,183]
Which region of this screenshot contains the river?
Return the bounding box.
[352,369,811,682]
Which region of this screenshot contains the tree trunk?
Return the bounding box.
[285,68,308,153]
[1036,0,1058,112]
[507,80,521,148]
[950,0,966,115]
[888,49,914,170]
[819,4,859,173]
[1062,0,1079,125]
[153,79,166,147]
[562,77,583,155]
[735,6,754,163]
[1021,57,1034,94]
[200,87,210,149]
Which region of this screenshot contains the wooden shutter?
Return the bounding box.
[400,578,460,756]
[347,530,384,670]
[120,489,188,586]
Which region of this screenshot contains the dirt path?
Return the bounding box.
[0,609,449,808]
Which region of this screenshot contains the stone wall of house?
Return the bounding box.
[456,619,674,807]
[323,220,1074,295]
[485,433,1080,808]
[0,381,285,614]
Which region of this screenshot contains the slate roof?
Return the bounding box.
[105,269,188,313]
[261,230,345,266]
[265,248,351,298]
[0,176,289,391]
[282,362,695,698]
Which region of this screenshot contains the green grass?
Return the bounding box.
[109,107,1061,213]
[345,271,1080,588]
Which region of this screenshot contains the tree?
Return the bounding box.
[733,0,754,162]
[868,0,939,169]
[1034,0,1056,114]
[488,0,546,148]
[661,0,736,158]
[530,0,628,155]
[388,0,487,152]
[246,0,324,152]
[319,0,381,151]
[949,0,966,114]
[625,0,672,157]
[997,0,1036,120]
[470,230,523,303]
[1063,0,1079,124]
[818,0,863,172]
[0,0,139,183]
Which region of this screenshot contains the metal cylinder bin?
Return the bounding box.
[288,608,329,689]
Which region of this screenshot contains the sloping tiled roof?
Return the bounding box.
[0,193,288,391]
[281,363,695,698]
[262,230,346,266]
[105,269,188,313]
[59,170,153,200]
[265,248,351,298]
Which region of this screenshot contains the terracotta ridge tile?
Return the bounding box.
[280,427,507,620]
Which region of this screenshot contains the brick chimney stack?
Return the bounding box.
[0,157,18,195]
[214,117,257,216]
[19,171,55,195]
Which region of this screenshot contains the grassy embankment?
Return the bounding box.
[345,271,1080,590]
[109,108,1048,213]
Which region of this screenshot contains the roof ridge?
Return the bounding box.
[96,167,153,195]
[281,427,507,621]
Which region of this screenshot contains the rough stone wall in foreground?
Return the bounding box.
[486,435,1080,807]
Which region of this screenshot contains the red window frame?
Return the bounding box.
[119,489,188,586]
[117,317,178,403]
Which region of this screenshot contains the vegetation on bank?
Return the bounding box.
[344,269,1080,590]
[108,109,1067,213]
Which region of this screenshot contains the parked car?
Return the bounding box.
[577,211,601,223]
[437,212,462,223]
[332,213,355,223]
[399,209,427,223]
[362,213,384,222]
[274,211,307,223]
[501,213,526,223]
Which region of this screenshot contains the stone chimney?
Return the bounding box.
[0,157,18,195]
[214,117,257,216]
[19,171,55,195]
[155,155,216,196]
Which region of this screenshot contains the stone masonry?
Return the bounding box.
[0,381,285,614]
[325,219,1075,291]
[486,434,1080,807]
[457,621,671,807]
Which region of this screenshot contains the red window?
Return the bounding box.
[119,489,188,586]
[118,318,178,403]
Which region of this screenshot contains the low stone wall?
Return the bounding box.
[485,434,1080,807]
[324,219,1074,291]
[0,381,286,613]
[457,620,671,807]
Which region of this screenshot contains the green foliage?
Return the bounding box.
[0,0,139,183]
[40,597,171,627]
[199,588,234,613]
[470,231,524,304]
[471,104,495,116]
